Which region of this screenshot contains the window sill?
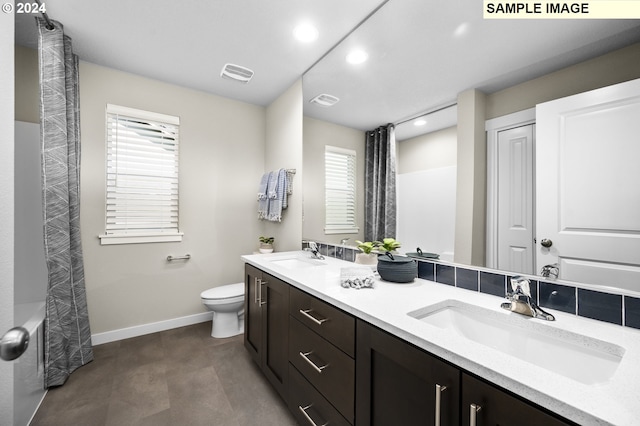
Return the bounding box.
[99,233,184,245]
[324,227,359,235]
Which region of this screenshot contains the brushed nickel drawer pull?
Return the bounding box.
[298,404,329,426]
[254,278,259,304]
[299,309,329,326]
[435,384,447,426]
[259,280,267,306]
[470,403,482,426]
[299,351,329,374]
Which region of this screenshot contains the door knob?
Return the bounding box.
[0,326,29,361]
[541,238,553,248]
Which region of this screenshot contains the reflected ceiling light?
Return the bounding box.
[346,49,368,64]
[293,22,319,43]
[454,22,470,38]
[414,119,427,126]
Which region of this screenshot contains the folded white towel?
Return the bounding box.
[340,267,375,289]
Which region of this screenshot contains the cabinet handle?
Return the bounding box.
[298,404,329,426]
[259,280,267,306]
[299,351,329,374]
[299,309,329,326]
[435,384,447,426]
[254,278,259,304]
[470,403,482,426]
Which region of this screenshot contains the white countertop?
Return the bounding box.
[243,251,640,426]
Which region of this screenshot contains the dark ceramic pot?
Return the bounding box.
[377,252,417,283]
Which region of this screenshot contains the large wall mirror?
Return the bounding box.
[302,0,640,293]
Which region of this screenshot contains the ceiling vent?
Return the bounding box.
[309,94,340,107]
[220,63,254,83]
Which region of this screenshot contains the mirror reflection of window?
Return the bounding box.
[325,146,359,235]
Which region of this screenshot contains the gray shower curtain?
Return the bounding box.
[364,124,397,242]
[37,18,93,388]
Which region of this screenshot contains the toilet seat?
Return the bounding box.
[200,282,244,300]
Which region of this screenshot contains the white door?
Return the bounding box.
[536,78,640,291]
[497,125,535,274]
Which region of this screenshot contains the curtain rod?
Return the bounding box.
[393,101,458,127]
[35,0,55,30]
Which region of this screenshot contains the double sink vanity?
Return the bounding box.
[242,251,640,425]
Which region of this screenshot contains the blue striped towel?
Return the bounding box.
[267,169,288,222]
[258,172,271,219]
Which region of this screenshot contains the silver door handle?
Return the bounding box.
[299,351,329,374]
[435,384,447,426]
[299,309,329,326]
[254,277,259,304]
[470,403,482,426]
[1,326,29,361]
[298,404,329,426]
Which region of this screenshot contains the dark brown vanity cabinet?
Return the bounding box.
[288,286,356,425]
[356,320,460,426]
[245,265,575,426]
[461,373,573,426]
[244,264,289,400]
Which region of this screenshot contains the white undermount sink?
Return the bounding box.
[269,256,325,269]
[408,300,624,385]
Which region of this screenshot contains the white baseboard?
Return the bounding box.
[91,312,212,346]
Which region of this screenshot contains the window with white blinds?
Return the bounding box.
[325,146,359,234]
[99,104,182,245]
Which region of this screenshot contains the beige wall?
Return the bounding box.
[15,47,267,334]
[486,42,640,119]
[263,80,304,251]
[302,116,365,245]
[397,126,456,175]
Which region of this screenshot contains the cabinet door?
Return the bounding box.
[461,373,574,426]
[356,320,460,426]
[261,273,290,400]
[244,264,262,365]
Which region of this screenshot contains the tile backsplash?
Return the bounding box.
[302,240,640,331]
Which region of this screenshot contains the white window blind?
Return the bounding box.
[100,104,182,245]
[325,146,359,234]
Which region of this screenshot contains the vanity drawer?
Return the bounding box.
[290,286,355,357]
[289,317,355,422]
[289,364,351,426]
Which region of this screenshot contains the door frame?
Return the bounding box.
[485,108,536,270]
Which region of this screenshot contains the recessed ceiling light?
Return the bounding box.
[346,49,368,65]
[293,23,319,43]
[414,119,427,126]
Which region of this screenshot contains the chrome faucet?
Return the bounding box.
[305,241,325,260]
[540,263,559,279]
[501,276,555,321]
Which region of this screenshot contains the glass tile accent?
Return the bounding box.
[578,289,622,325]
[435,264,455,286]
[417,261,435,281]
[539,282,576,314]
[344,248,356,262]
[479,272,506,297]
[327,244,337,258]
[457,268,479,291]
[625,296,640,329]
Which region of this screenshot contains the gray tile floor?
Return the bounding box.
[31,322,297,426]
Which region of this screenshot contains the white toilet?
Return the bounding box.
[200,282,245,338]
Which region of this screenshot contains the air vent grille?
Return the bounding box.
[220,63,254,83]
[309,94,340,107]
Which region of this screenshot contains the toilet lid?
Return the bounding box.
[201,282,244,300]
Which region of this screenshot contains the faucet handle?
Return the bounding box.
[509,276,532,298]
[308,241,318,252]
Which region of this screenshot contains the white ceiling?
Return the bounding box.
[15,0,640,140]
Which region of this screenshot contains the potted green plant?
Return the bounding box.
[259,236,275,253]
[354,240,380,266]
[377,238,401,253]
